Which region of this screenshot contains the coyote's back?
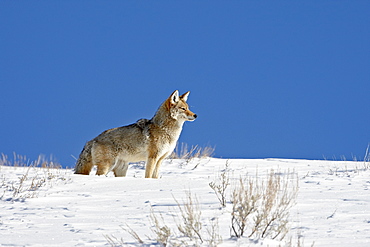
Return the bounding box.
[74,90,197,178]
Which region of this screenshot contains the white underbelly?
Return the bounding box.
[117,151,148,163]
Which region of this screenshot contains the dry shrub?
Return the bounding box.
[150,208,172,246]
[173,191,204,244]
[209,160,230,207]
[231,169,298,241]
[104,234,125,247]
[0,153,69,201]
[113,191,222,246]
[105,224,145,246]
[364,143,370,170]
[0,153,60,168]
[170,143,215,160]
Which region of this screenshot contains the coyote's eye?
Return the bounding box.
[180,107,186,111]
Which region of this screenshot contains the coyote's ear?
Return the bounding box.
[180,91,190,102]
[169,90,180,104]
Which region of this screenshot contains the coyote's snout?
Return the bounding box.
[74,90,197,178]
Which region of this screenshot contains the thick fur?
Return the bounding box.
[74,90,197,178]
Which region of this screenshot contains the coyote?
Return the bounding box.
[74,90,197,178]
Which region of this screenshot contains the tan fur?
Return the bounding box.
[74,90,197,178]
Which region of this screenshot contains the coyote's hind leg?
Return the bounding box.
[113,159,129,177]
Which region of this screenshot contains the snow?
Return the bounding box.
[1,158,370,246]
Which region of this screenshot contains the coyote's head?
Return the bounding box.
[167,90,197,122]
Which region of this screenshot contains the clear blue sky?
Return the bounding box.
[1,1,369,167]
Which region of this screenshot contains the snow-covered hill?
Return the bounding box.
[1,158,370,246]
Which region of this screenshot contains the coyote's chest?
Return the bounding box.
[149,124,182,151]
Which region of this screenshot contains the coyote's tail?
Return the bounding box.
[74,141,94,175]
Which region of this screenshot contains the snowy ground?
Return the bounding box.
[1,158,370,246]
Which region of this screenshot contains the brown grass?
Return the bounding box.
[0,153,70,201]
[169,142,215,160]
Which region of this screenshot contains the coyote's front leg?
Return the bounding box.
[145,157,157,178]
[152,154,168,179]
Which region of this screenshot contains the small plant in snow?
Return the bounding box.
[174,190,204,244]
[231,169,298,241]
[104,234,126,247]
[150,208,172,246]
[209,160,230,207]
[108,190,222,246]
[206,217,223,247]
[363,143,370,170]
